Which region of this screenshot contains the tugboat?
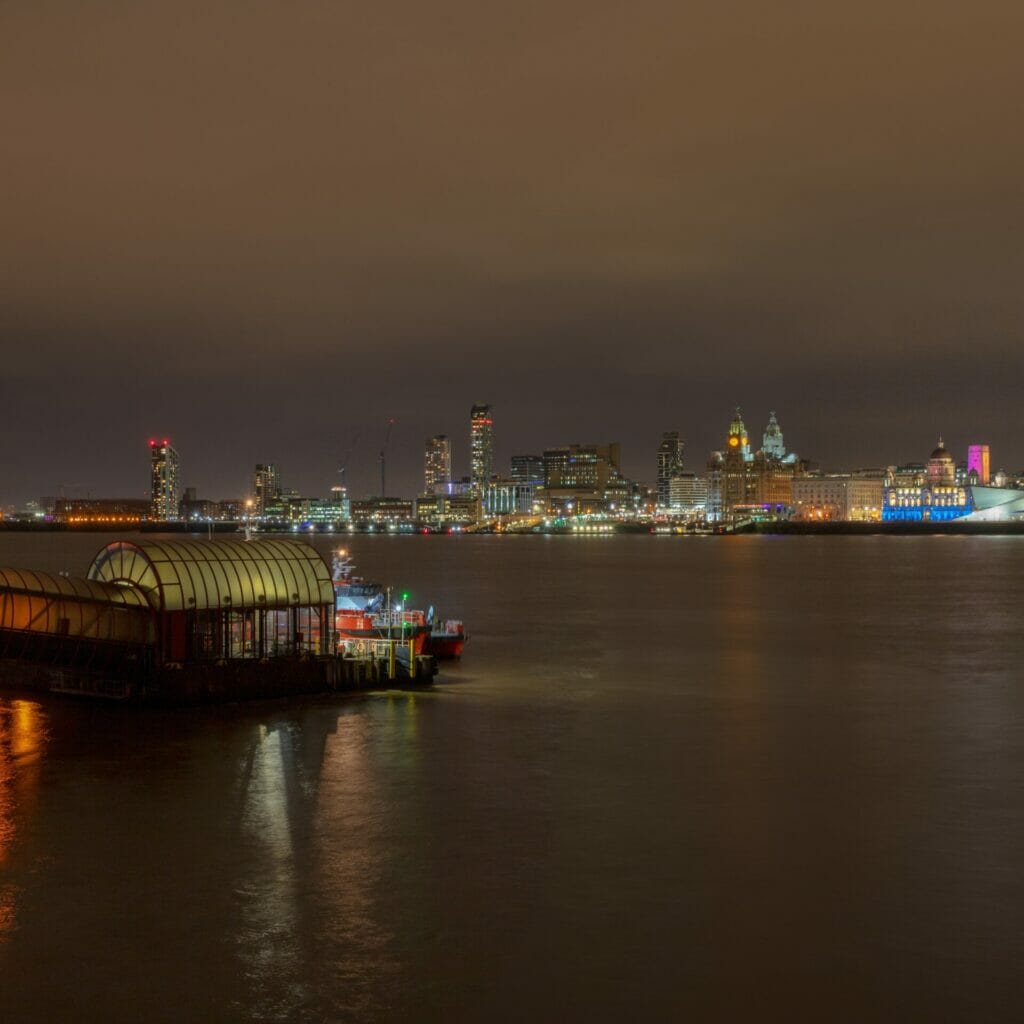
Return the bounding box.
[332,550,440,656]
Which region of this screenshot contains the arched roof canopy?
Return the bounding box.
[0,567,154,645]
[0,568,152,609]
[87,539,335,613]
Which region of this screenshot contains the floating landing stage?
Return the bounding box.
[0,538,435,703]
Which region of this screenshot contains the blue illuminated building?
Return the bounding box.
[882,439,972,522]
[883,489,972,521]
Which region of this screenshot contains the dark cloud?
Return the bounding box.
[3,1,1024,502]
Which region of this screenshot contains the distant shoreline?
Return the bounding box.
[746,521,1024,536]
[2,521,1024,536]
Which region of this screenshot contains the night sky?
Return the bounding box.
[3,2,1023,504]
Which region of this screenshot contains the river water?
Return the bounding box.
[1,532,1023,1021]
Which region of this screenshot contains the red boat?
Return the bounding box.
[425,620,467,659]
[331,550,465,660]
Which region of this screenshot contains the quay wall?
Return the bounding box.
[0,652,435,704]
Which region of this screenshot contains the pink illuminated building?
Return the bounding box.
[967,444,991,484]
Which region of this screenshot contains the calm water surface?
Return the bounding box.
[1,532,1024,1021]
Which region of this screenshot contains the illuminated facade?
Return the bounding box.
[149,439,180,521]
[253,464,280,517]
[415,492,481,526]
[306,491,350,524]
[792,475,884,521]
[431,478,474,496]
[723,409,756,511]
[483,480,535,515]
[883,485,971,521]
[707,409,806,520]
[543,443,621,491]
[968,444,991,484]
[762,411,785,459]
[351,498,415,524]
[884,455,1024,521]
[656,432,685,508]
[511,454,544,485]
[883,440,969,521]
[543,443,628,513]
[705,452,724,520]
[751,453,794,506]
[470,403,494,492]
[52,498,151,526]
[926,439,956,486]
[668,473,707,514]
[424,435,452,492]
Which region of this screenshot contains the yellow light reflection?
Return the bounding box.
[0,699,46,943]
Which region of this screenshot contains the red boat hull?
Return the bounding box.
[425,634,466,659]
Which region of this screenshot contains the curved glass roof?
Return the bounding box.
[0,567,152,608]
[87,539,335,613]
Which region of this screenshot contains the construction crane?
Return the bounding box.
[379,417,396,497]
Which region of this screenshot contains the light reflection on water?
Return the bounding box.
[0,700,45,942]
[0,534,1024,1020]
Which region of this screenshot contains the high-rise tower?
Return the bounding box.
[424,435,452,492]
[470,403,493,491]
[656,432,685,508]
[149,439,180,521]
[253,464,280,516]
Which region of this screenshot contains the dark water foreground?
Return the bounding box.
[2,533,1024,1022]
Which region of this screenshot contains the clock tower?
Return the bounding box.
[726,408,751,460]
[723,408,754,513]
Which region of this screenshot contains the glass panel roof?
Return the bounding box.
[87,539,335,612]
[0,567,152,608]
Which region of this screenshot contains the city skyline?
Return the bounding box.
[3,4,1024,503]
[0,403,1010,508]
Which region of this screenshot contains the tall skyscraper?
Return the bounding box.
[149,438,180,521]
[253,463,280,516]
[424,435,452,492]
[470,403,493,491]
[656,432,685,507]
[967,444,991,484]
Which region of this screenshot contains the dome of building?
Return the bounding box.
[926,438,956,487]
